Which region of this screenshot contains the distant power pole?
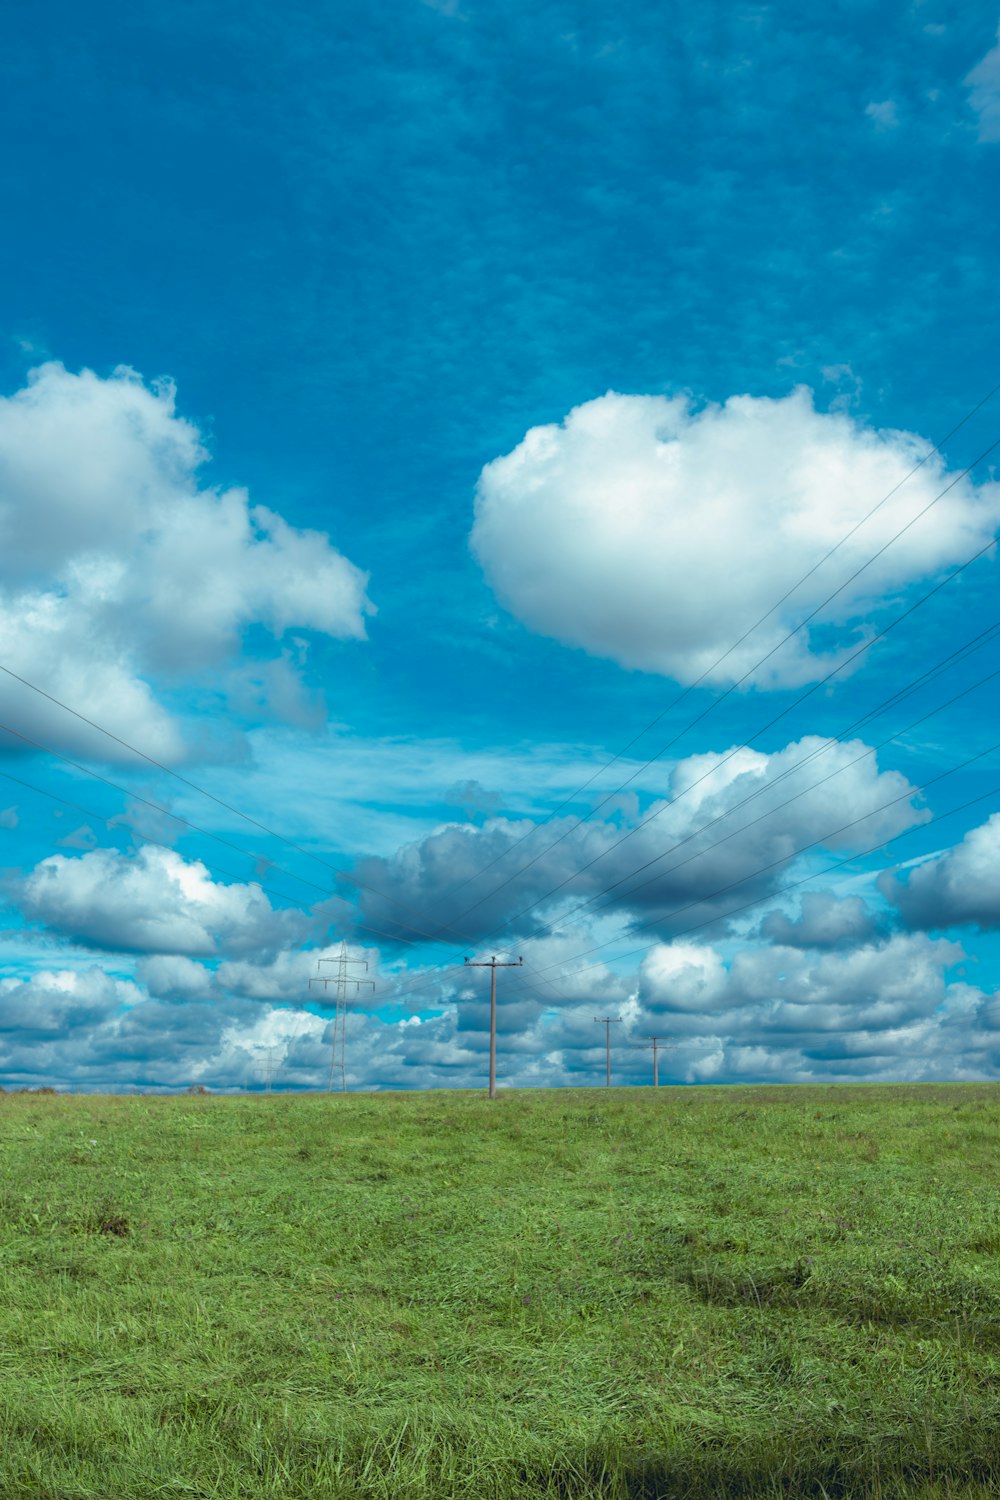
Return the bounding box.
[636,1035,676,1088]
[309,941,374,1092]
[464,954,523,1100]
[593,1016,623,1088]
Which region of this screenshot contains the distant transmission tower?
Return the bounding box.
[309,941,374,1092]
[252,1046,282,1093]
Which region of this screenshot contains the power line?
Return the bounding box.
[0,664,486,954]
[387,723,1000,1013]
[536,654,1000,934]
[251,1047,282,1093]
[318,643,1000,1023]
[0,713,509,959]
[0,762,469,972]
[530,758,1000,988]
[443,480,1000,942]
[301,610,1000,1019]
[0,394,997,1061]
[438,525,1000,951]
[419,380,1000,915]
[2,404,997,989]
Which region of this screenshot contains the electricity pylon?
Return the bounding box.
[309,941,374,1091]
[252,1046,282,1093]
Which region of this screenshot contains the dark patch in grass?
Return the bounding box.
[514,1424,1000,1499]
[83,1197,130,1238]
[679,1260,813,1307]
[672,1258,1000,1348]
[97,1212,130,1238]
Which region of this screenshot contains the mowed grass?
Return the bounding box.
[0,1085,998,1498]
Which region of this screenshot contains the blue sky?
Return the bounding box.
[2,0,1000,1090]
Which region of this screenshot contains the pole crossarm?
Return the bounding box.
[593,1016,623,1088]
[464,954,523,1100]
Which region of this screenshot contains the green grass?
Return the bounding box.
[0,1083,998,1498]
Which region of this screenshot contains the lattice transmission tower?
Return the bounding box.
[252,1046,282,1093]
[309,941,374,1092]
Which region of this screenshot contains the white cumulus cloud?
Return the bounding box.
[0,362,374,758]
[18,845,313,957]
[349,734,927,944]
[471,389,1000,688]
[882,813,1000,931]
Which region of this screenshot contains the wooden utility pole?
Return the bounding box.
[593,1016,623,1088]
[464,955,523,1099]
[636,1034,675,1088]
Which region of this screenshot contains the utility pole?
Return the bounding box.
[464,954,523,1099]
[593,1016,623,1088]
[636,1035,676,1088]
[309,941,374,1092]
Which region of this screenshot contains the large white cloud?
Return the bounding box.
[882,813,1000,932]
[471,389,1000,688]
[0,362,374,758]
[18,845,312,957]
[349,734,927,944]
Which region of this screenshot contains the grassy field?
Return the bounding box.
[0,1083,997,1499]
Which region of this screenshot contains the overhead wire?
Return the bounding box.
[1,393,997,971]
[375,661,1000,1014]
[0,762,465,970]
[578,668,1000,927]
[0,713,496,958]
[431,435,1000,939]
[2,385,1000,1037]
[544,773,1000,991]
[420,379,1000,910]
[434,520,1000,956]
[501,629,1000,936]
[271,603,1000,1016]
[526,738,1000,985]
